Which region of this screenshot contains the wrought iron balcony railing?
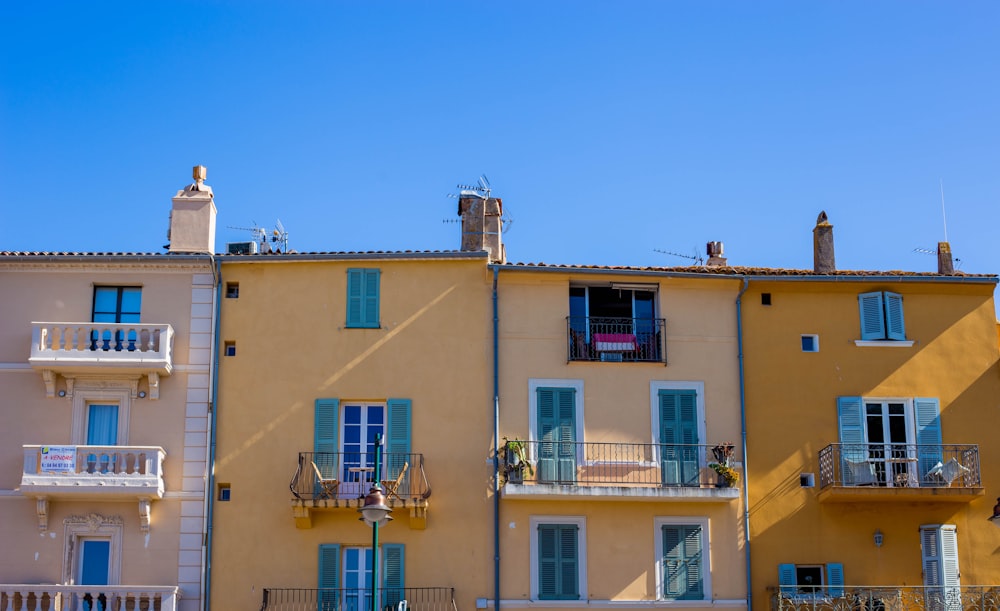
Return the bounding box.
[0,584,180,611]
[261,587,456,611]
[769,584,1000,610]
[502,440,740,488]
[818,443,980,489]
[289,452,431,502]
[566,316,666,363]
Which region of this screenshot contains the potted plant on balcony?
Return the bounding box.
[502,437,533,485]
[709,442,740,488]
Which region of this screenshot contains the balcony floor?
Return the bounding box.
[502,482,739,502]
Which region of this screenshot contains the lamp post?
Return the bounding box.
[359,433,392,611]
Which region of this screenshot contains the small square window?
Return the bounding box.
[218,483,231,501]
[761,293,772,306]
[800,473,815,488]
[224,342,236,357]
[225,282,239,299]
[801,335,819,352]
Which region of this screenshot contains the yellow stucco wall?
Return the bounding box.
[210,256,495,611]
[742,278,1000,608]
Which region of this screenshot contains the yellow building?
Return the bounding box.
[493,260,749,610]
[0,169,218,611]
[742,215,1000,609]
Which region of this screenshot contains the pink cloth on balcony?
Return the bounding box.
[593,333,637,351]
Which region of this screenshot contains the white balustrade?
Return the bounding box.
[29,322,173,375]
[0,585,180,611]
[20,445,166,500]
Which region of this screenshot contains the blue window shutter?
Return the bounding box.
[858,292,886,340]
[382,543,405,609]
[778,564,796,596]
[315,399,340,480]
[347,269,380,328]
[826,563,844,597]
[558,525,580,599]
[883,292,905,340]
[915,397,943,477]
[318,544,341,611]
[837,396,865,454]
[536,388,576,483]
[661,525,703,600]
[538,524,578,599]
[538,524,558,598]
[659,390,699,485]
[364,269,380,327]
[386,399,411,485]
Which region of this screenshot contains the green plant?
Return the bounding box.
[502,437,534,480]
[709,462,740,486]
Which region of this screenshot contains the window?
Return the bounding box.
[568,284,662,362]
[858,291,906,341]
[921,525,961,608]
[528,379,584,484]
[761,293,772,305]
[224,341,236,357]
[801,335,819,352]
[92,286,141,351]
[318,543,405,611]
[530,517,585,600]
[651,382,706,486]
[71,383,132,446]
[314,398,411,499]
[837,396,942,488]
[347,269,380,328]
[63,513,122,587]
[225,282,239,298]
[778,563,844,597]
[217,483,231,501]
[655,517,709,601]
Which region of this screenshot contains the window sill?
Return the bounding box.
[854,340,914,348]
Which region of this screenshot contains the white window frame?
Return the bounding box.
[63,513,123,586]
[649,381,707,465]
[71,382,133,445]
[528,379,585,465]
[529,515,587,602]
[801,335,819,352]
[654,516,710,601]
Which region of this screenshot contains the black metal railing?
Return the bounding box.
[566,316,666,363]
[261,587,456,611]
[769,584,999,610]
[289,452,431,501]
[502,440,740,488]
[818,444,980,489]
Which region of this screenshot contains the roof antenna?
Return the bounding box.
[654,248,704,266]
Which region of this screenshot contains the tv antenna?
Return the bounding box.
[654,248,704,266]
[228,219,289,253]
[913,247,961,270]
[446,175,514,234]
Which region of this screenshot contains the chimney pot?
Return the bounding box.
[937,242,955,275]
[705,241,727,266]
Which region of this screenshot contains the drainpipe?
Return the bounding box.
[736,277,751,611]
[492,266,501,611]
[203,256,223,611]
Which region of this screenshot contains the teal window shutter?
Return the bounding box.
[915,397,943,478]
[386,399,412,486]
[661,525,703,600]
[538,524,579,599]
[826,563,844,597]
[382,543,405,609]
[778,564,796,596]
[347,268,380,328]
[318,544,341,611]
[858,292,886,340]
[659,390,699,486]
[883,292,906,340]
[837,396,868,484]
[536,388,576,484]
[315,399,340,481]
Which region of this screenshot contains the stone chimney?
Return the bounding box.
[813,211,835,274]
[937,242,954,275]
[458,192,505,263]
[168,165,217,254]
[705,241,727,266]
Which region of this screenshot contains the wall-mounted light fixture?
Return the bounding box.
[138,391,147,399]
[873,529,884,547]
[57,390,67,398]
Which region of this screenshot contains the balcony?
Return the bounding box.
[262,587,456,611]
[29,322,174,398]
[817,443,982,502]
[501,440,740,502]
[289,452,431,529]
[20,444,166,531]
[0,585,180,611]
[566,317,666,364]
[769,585,1000,610]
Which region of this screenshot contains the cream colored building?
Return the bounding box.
[0,170,218,611]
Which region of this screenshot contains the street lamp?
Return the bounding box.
[359,433,392,611]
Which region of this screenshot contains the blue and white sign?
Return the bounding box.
[40,446,76,473]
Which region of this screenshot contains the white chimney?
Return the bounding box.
[168,165,217,254]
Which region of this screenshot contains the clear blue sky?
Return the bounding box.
[2,2,998,275]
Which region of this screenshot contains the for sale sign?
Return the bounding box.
[40,446,76,473]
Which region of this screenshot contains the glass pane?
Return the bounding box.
[80,540,111,585]
[120,288,142,316]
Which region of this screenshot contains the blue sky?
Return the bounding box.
[2,2,998,275]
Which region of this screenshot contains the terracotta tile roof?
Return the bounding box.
[503,262,997,279]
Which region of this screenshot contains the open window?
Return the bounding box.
[568,284,663,362]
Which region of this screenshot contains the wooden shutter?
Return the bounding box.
[347,269,380,328]
[382,543,405,610]
[315,399,340,480]
[884,292,906,340]
[661,525,703,600]
[363,269,380,327]
[915,398,943,479]
[659,390,699,485]
[837,397,866,483]
[537,388,576,484]
[386,399,411,489]
[778,564,796,596]
[858,292,886,340]
[826,563,844,597]
[318,544,341,611]
[538,524,579,599]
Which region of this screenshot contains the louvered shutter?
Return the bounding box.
[538,524,578,599]
[941,526,961,610]
[837,397,867,483]
[659,390,698,485]
[915,398,943,480]
[537,388,575,483]
[661,525,703,600]
[386,399,411,492]
[347,269,380,328]
[318,544,341,611]
[884,292,906,340]
[556,390,577,482]
[315,399,340,485]
[382,543,405,610]
[826,563,844,597]
[778,564,796,596]
[678,391,700,485]
[558,525,580,599]
[858,292,886,340]
[363,269,380,327]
